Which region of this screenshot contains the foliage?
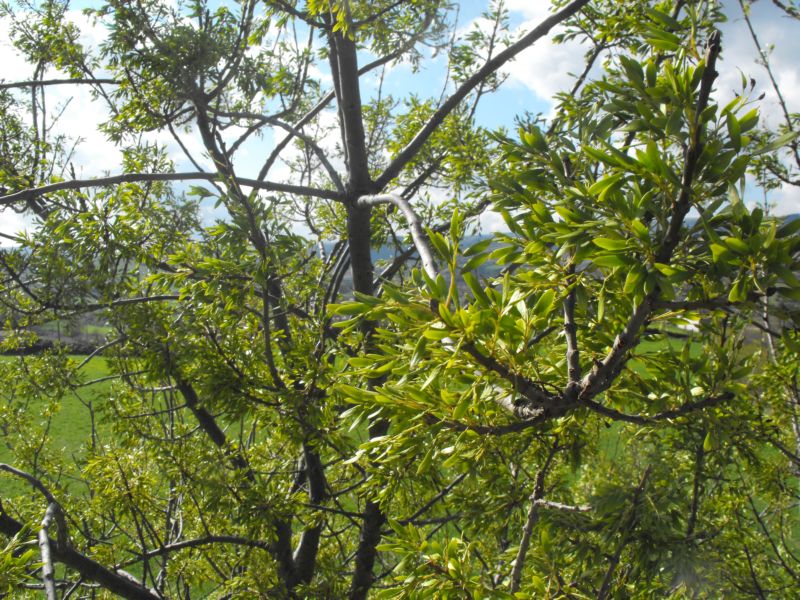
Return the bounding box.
[0,0,799,598]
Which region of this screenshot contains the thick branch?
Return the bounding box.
[686,434,706,540]
[174,378,249,473]
[331,33,371,191]
[292,443,328,585]
[39,504,59,600]
[563,266,581,402]
[348,421,389,600]
[359,192,438,279]
[0,464,58,503]
[582,392,733,424]
[254,11,435,187]
[173,378,297,588]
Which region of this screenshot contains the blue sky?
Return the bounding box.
[1,0,798,243]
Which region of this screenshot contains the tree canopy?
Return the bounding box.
[1,0,799,598]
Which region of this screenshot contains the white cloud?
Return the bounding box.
[772,182,800,216]
[500,37,587,109]
[714,5,799,127]
[0,210,30,247]
[503,0,554,20]
[479,209,507,233]
[0,16,42,81]
[493,2,591,112]
[714,0,800,215]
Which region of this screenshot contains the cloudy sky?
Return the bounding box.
[1,0,798,244]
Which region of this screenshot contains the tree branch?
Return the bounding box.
[0,172,341,208]
[358,192,438,279]
[254,11,436,188]
[39,503,60,600]
[0,468,160,600]
[0,509,160,600]
[117,535,272,566]
[563,265,581,402]
[510,441,559,593]
[374,0,592,189]
[398,473,467,526]
[578,31,722,404]
[582,392,733,424]
[0,78,118,90]
[534,499,592,513]
[462,340,557,412]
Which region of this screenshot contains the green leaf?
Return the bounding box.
[463,237,492,256]
[630,219,650,242]
[533,289,556,316]
[726,112,741,151]
[624,267,644,294]
[450,208,463,241]
[329,302,368,316]
[462,252,489,273]
[593,254,629,268]
[710,244,732,263]
[188,185,215,199]
[422,328,450,340]
[644,27,681,51]
[597,287,605,322]
[452,393,471,419]
[775,264,800,287]
[588,173,626,202]
[553,205,580,222]
[753,130,800,155]
[646,7,679,29]
[583,145,631,169]
[619,55,645,87]
[777,287,800,300]
[463,272,490,306]
[738,108,759,133]
[336,384,374,404]
[429,231,452,261]
[723,236,750,255]
[416,446,435,475]
[777,218,800,238]
[593,238,629,251]
[728,278,747,303]
[665,109,683,136]
[522,126,549,152]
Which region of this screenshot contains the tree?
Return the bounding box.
[0,0,799,598]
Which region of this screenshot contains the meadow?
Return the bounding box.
[0,354,112,496]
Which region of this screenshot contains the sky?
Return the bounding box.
[1,0,798,245]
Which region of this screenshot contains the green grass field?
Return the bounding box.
[0,355,112,495]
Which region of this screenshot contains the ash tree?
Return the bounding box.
[0,0,799,598]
